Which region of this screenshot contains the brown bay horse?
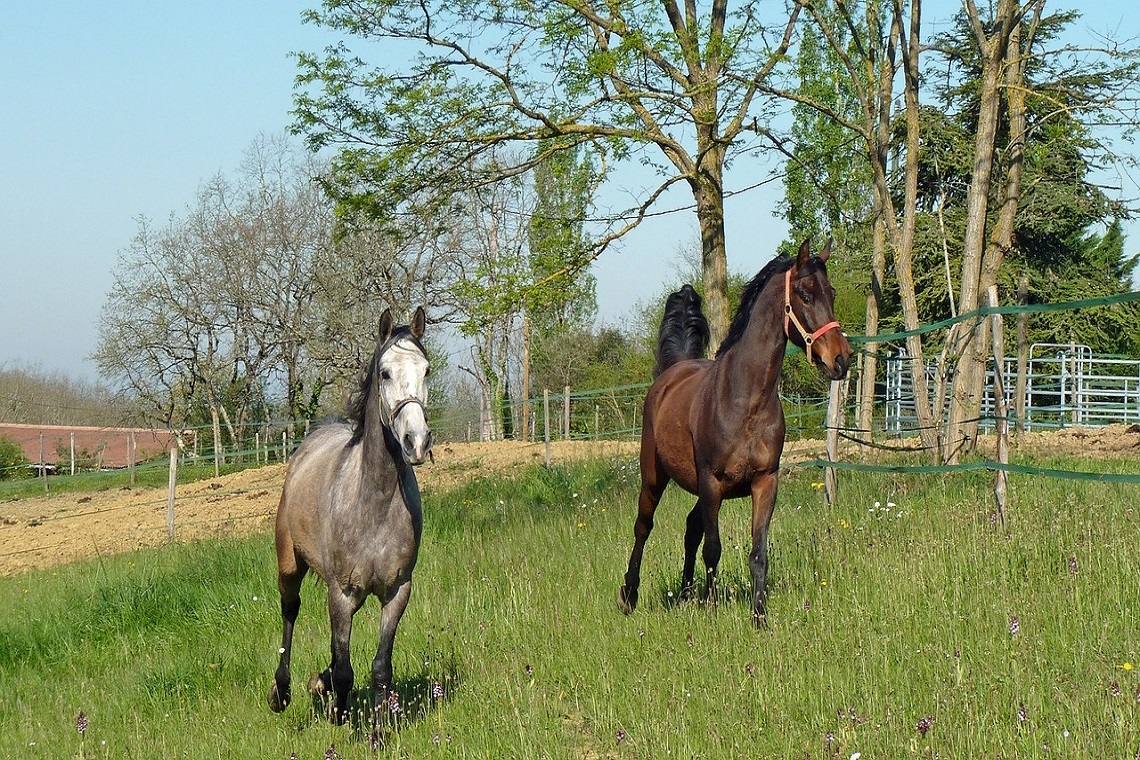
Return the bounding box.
[617,240,852,625]
[268,307,432,723]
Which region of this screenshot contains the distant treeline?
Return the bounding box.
[0,363,139,428]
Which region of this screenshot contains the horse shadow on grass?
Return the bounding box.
[294,655,463,749]
[651,542,791,616]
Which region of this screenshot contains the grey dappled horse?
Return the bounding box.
[268,307,432,724]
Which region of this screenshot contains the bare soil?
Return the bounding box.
[2,426,1136,576]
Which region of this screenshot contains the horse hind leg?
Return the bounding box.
[679,502,703,601]
[268,560,307,713]
[618,464,668,614]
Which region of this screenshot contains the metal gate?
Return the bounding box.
[883,343,1140,433]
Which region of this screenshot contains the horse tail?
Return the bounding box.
[654,284,710,377]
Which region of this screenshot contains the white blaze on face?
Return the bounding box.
[378,338,432,464]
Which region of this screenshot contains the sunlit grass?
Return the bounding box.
[0,455,1136,757]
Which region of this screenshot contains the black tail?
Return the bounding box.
[654,284,710,377]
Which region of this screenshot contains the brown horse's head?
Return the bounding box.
[785,239,853,380]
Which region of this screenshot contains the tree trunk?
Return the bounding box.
[693,133,729,353]
[944,0,1020,463]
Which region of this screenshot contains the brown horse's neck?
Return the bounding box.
[717,280,788,401]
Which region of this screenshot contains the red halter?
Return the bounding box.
[784,269,841,363]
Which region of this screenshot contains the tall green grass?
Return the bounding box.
[1,455,1137,757]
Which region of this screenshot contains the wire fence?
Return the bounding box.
[4,288,1140,573]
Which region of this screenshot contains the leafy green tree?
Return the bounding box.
[293,0,804,350]
[911,8,1140,356]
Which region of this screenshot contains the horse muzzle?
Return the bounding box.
[816,333,853,381]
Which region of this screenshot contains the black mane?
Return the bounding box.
[346,325,425,442]
[716,254,796,358]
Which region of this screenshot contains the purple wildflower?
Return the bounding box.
[524,663,534,676]
[916,715,934,737]
[1110,681,1122,698]
[1017,703,1028,724]
[615,729,627,742]
[1009,616,1021,635]
[431,680,445,701]
[804,599,812,611]
[324,744,338,760]
[76,711,88,737]
[369,729,380,752]
[388,690,402,715]
[1068,555,1079,575]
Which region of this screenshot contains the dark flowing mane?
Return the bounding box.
[346,325,424,442]
[715,254,795,358]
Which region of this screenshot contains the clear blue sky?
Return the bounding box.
[1,1,1136,383]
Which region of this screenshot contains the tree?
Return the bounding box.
[923,3,1140,459]
[95,135,445,439]
[293,0,803,350]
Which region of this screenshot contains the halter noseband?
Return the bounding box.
[384,396,427,430]
[784,268,842,363]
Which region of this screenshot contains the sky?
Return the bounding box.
[1,1,1137,384]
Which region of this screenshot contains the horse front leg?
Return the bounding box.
[749,472,779,627]
[698,477,725,606]
[268,561,306,712]
[371,580,412,721]
[315,585,363,724]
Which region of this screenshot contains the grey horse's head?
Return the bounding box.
[374,307,432,465]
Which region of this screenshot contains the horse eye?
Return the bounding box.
[380,370,391,381]
[798,289,814,305]
[424,366,431,378]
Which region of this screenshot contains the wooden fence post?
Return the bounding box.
[988,285,1009,525]
[167,448,178,540]
[40,432,47,493]
[544,389,551,467]
[563,385,571,441]
[824,380,843,506]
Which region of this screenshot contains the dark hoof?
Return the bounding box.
[268,681,290,712]
[616,585,637,614]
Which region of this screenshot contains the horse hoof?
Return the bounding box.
[616,586,637,614]
[308,671,330,697]
[268,682,290,712]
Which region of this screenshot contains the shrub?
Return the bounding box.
[0,436,30,480]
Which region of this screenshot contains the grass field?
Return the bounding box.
[1,453,1137,758]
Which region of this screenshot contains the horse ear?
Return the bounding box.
[411,306,426,339]
[819,238,833,264]
[378,308,394,342]
[796,238,812,269]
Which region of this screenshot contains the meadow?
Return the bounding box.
[1,452,1137,758]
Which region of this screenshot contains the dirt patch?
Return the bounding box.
[0,440,635,576]
[2,425,1133,576]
